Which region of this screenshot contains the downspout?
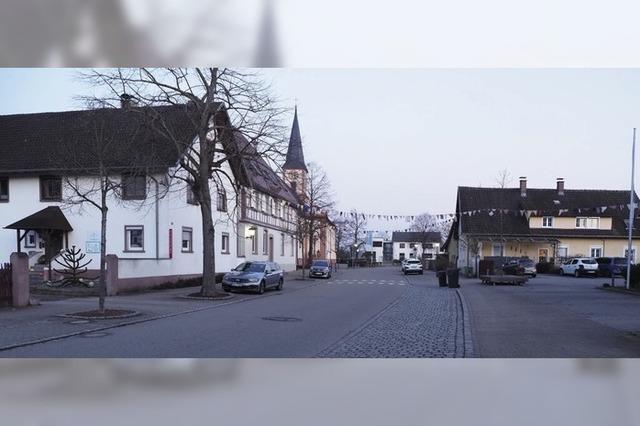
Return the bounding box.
[149,176,161,260]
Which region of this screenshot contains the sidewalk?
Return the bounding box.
[0,271,311,351]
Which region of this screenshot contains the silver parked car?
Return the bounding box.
[222,261,284,294]
[309,259,332,279]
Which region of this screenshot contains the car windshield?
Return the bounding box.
[235,262,266,273]
[614,258,627,264]
[312,261,329,267]
[407,260,421,264]
[519,259,535,267]
[581,259,597,264]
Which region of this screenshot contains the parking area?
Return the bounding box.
[460,273,640,357]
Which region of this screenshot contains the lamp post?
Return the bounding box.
[626,128,636,290]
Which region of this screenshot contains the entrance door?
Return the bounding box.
[268,236,274,262]
[538,248,549,263]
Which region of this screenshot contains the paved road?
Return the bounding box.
[461,274,640,357]
[1,266,465,357]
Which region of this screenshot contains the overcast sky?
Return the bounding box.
[1,68,638,230]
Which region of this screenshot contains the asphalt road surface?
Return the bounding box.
[461,273,640,357]
[2,266,423,357]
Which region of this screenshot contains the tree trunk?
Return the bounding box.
[199,176,219,296]
[98,200,108,313]
[307,218,315,265]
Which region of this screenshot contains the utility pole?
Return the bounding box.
[626,128,636,290]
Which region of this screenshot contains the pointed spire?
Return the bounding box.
[283,105,308,172]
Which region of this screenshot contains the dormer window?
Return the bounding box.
[542,217,554,228]
[122,174,147,200]
[576,217,599,229]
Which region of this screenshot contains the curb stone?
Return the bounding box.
[455,288,475,358]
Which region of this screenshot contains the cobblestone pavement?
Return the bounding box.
[318,274,465,358]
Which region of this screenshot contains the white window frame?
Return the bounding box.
[125,226,144,252]
[221,232,230,254]
[576,217,600,229]
[557,245,568,259]
[590,246,602,258]
[492,243,504,257]
[542,216,554,228]
[263,230,269,254]
[181,227,193,253]
[280,233,285,256]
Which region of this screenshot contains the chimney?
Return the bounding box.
[557,178,565,196]
[519,176,527,197]
[120,93,136,109]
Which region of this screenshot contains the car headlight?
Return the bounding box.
[248,278,260,283]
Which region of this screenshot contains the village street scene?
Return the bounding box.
[1,68,640,358]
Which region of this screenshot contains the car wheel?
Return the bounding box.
[258,280,265,294]
[574,270,580,278]
[532,274,536,278]
[223,286,230,292]
[276,278,283,291]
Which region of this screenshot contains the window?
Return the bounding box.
[186,182,198,205]
[246,191,253,210]
[576,217,599,229]
[257,193,263,211]
[216,187,227,212]
[492,243,504,257]
[590,247,602,258]
[125,226,144,251]
[281,233,285,256]
[373,241,383,248]
[221,233,230,254]
[275,201,281,218]
[39,176,62,201]
[557,246,568,258]
[263,230,269,254]
[122,175,147,200]
[251,232,258,254]
[180,227,193,252]
[0,177,8,202]
[409,243,416,249]
[291,236,295,256]
[25,231,37,248]
[268,198,274,215]
[542,217,554,228]
[399,243,406,249]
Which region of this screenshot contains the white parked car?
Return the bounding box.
[403,259,424,275]
[560,258,599,277]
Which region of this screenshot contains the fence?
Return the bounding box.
[0,262,12,306]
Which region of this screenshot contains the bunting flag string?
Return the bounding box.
[332,202,638,224]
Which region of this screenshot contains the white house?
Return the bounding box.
[392,231,442,262]
[0,101,301,294]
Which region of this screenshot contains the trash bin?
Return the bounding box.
[437,271,448,287]
[447,268,460,288]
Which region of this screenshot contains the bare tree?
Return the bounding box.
[60,110,153,312]
[495,169,512,258]
[343,210,368,265]
[410,213,444,264]
[299,162,335,267]
[83,68,287,297]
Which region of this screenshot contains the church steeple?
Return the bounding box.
[283,105,308,172]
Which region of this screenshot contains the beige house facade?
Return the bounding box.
[444,177,640,273]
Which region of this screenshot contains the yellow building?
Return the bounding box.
[444,177,640,273]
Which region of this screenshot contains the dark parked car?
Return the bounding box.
[501,258,537,277]
[596,257,627,277]
[310,260,332,278]
[222,261,283,294]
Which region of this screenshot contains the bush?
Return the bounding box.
[627,264,640,289]
[536,261,552,274]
